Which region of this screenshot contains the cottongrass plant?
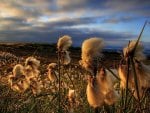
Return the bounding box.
[47,63,58,82]
[8,64,29,93]
[7,57,43,95]
[81,38,104,111]
[24,57,40,78]
[67,89,77,113]
[119,40,150,99]
[24,57,43,95]
[123,40,146,61]
[118,21,149,112]
[62,51,71,65]
[57,35,72,112]
[57,35,72,65]
[81,37,119,112]
[57,35,72,52]
[97,67,119,105]
[81,37,104,75]
[0,40,150,112]
[86,75,104,108]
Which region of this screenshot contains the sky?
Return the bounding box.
[0,0,150,48]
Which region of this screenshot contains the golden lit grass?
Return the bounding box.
[0,42,150,113]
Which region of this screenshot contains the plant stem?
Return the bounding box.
[132,21,147,56]
[131,59,142,111]
[57,51,61,113]
[124,57,130,111]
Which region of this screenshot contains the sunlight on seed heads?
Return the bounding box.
[57,35,72,51]
[81,37,104,74]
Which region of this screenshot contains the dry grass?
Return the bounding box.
[0,43,150,113]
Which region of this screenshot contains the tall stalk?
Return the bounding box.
[94,59,99,113]
[131,59,141,109]
[132,21,147,56]
[120,21,148,113]
[124,57,130,112]
[57,50,61,113]
[130,21,147,104]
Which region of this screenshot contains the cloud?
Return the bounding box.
[0,0,149,47]
[0,23,137,47]
[104,0,150,16]
[102,16,139,24]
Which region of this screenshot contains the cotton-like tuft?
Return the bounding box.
[81,37,104,74]
[25,57,40,69]
[8,64,30,93]
[57,35,72,51]
[97,68,119,105]
[62,51,71,65]
[123,40,146,61]
[13,64,25,76]
[47,63,57,82]
[86,76,104,108]
[48,63,57,69]
[68,89,75,99]
[24,57,40,78]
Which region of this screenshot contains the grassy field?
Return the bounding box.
[0,43,150,113]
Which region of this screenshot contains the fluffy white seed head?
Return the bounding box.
[68,89,75,99]
[134,62,150,89]
[118,65,127,89]
[13,64,25,76]
[118,64,134,90]
[119,41,149,99]
[86,76,104,108]
[11,84,22,92]
[25,57,40,69]
[29,77,43,95]
[97,68,119,105]
[82,38,104,61]
[81,37,104,73]
[104,90,119,105]
[68,89,76,103]
[62,51,71,65]
[97,68,113,94]
[123,40,146,61]
[48,70,57,82]
[24,57,40,79]
[57,35,72,51]
[118,62,150,99]
[11,79,30,93]
[9,64,30,93]
[132,71,149,100]
[47,63,57,69]
[47,63,57,82]
[21,80,30,91]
